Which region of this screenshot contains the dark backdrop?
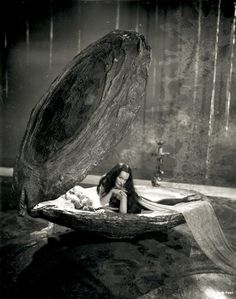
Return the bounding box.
[1,0,236,187]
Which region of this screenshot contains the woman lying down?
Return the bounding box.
[64,163,202,213]
[58,163,236,275]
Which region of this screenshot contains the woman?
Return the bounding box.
[97,163,202,214]
[97,163,144,214]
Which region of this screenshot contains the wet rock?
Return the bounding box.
[8,229,195,299]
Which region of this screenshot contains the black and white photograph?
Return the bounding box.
[1,0,236,298]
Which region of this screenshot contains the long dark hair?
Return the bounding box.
[97,163,145,213]
[97,163,139,207]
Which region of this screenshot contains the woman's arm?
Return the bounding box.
[98,185,112,206]
[99,185,128,213]
[110,188,128,213]
[119,193,127,213]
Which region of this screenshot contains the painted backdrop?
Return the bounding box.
[1,0,236,187]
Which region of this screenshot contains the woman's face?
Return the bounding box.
[115,171,130,189]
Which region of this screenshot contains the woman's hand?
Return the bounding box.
[96,208,115,214]
[111,188,128,213]
[111,188,127,200]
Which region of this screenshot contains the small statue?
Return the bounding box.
[151,141,170,187]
